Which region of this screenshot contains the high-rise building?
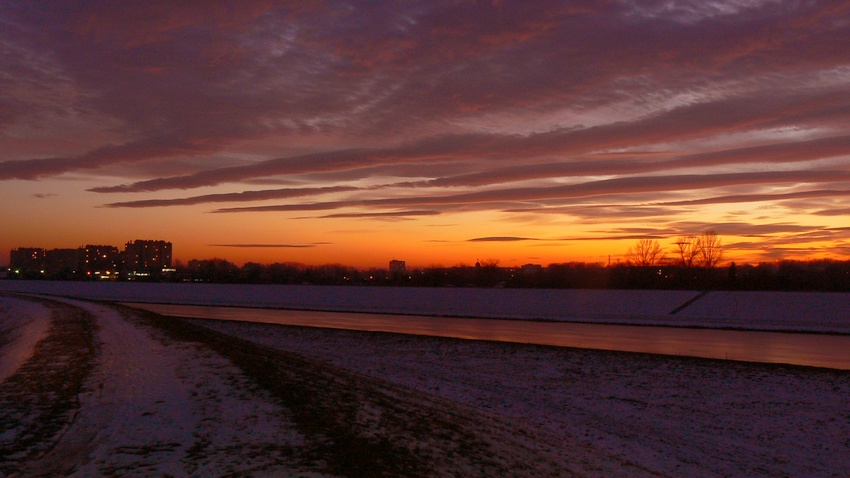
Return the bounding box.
[124,240,173,274]
[44,248,82,275]
[389,259,406,273]
[9,239,173,280]
[10,248,45,273]
[82,245,121,279]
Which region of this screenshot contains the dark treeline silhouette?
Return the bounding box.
[10,257,839,291]
[607,260,850,291]
[6,249,850,292]
[7,230,849,290]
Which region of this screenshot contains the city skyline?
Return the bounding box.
[3,2,850,268]
[8,239,173,279]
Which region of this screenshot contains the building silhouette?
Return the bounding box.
[8,239,172,280]
[9,248,45,274]
[45,248,81,278]
[82,245,121,279]
[124,240,173,277]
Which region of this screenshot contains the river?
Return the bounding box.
[124,303,850,370]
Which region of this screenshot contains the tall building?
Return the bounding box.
[10,248,45,273]
[44,248,81,275]
[9,239,173,280]
[389,259,406,273]
[124,240,173,274]
[82,245,121,278]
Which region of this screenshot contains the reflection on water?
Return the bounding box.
[125,303,850,370]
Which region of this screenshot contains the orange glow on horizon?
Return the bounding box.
[2,3,850,269]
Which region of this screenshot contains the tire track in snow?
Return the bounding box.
[16,298,310,477]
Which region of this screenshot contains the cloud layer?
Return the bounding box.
[3,1,850,261]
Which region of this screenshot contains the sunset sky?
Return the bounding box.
[3,1,850,268]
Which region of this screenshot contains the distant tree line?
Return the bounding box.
[5,231,850,291]
[9,256,839,291]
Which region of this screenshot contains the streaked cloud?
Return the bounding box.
[813,208,850,216]
[209,244,320,248]
[654,189,850,207]
[468,237,539,242]
[310,210,440,220]
[2,1,850,263]
[101,186,359,208]
[209,170,850,213]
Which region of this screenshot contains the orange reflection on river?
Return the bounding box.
[124,303,850,370]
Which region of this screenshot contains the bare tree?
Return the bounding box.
[626,239,665,266]
[673,235,699,268]
[673,231,724,268]
[695,230,723,268]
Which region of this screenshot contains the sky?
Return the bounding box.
[2,1,850,268]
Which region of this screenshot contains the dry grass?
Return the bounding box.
[0,295,97,474]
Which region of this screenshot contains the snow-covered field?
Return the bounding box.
[195,318,850,477]
[2,285,850,476]
[0,294,600,476]
[2,280,850,332]
[0,297,850,477]
[1,296,314,476]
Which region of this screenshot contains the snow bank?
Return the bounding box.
[0,296,52,382]
[0,281,692,318]
[2,281,849,333]
[676,290,850,332]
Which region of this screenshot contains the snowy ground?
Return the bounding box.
[0,295,314,476]
[2,290,849,476]
[194,318,850,477]
[3,280,850,332]
[0,294,603,476]
[0,295,51,383]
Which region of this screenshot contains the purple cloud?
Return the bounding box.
[467,237,539,242]
[209,243,319,248]
[310,210,440,219]
[211,170,850,213]
[3,1,850,261]
[101,186,358,208]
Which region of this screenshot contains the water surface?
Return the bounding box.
[125,303,850,370]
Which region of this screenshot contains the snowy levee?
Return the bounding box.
[2,293,849,476]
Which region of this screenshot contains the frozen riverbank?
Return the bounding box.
[2,280,850,333]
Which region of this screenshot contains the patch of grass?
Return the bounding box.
[0,296,97,473]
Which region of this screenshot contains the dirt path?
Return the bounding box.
[3,297,311,476]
